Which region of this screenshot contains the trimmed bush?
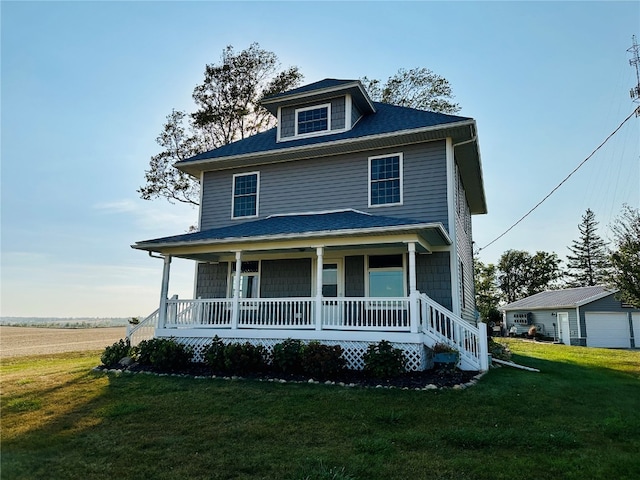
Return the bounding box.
[272,338,304,374]
[488,338,512,361]
[101,338,132,367]
[363,340,406,378]
[203,335,226,371]
[135,338,193,372]
[301,341,345,380]
[223,342,265,375]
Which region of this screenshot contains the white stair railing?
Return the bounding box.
[417,293,488,371]
[126,308,159,346]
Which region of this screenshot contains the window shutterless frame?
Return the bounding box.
[365,254,407,299]
[294,103,331,138]
[368,153,403,207]
[231,172,260,219]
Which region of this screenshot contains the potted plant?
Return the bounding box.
[432,342,459,366]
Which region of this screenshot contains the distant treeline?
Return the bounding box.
[0,317,131,329]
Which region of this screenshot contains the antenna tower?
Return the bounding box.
[628,35,640,116]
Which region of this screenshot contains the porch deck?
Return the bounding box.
[129,293,488,371]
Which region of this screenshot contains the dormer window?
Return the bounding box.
[295,104,331,136]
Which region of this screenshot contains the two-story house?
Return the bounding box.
[131,78,489,371]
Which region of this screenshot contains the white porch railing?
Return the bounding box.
[152,293,488,370]
[127,308,159,346]
[238,298,314,328]
[417,293,488,371]
[322,297,410,330]
[167,298,233,328]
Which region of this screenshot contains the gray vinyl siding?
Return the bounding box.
[345,256,365,297]
[279,97,346,139]
[505,308,578,341]
[351,102,362,126]
[280,108,295,138]
[261,259,312,297]
[200,140,448,230]
[416,252,452,311]
[455,165,475,323]
[330,97,346,130]
[195,262,228,298]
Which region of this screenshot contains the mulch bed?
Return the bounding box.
[99,362,481,389]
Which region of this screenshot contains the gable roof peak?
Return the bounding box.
[261,78,375,116]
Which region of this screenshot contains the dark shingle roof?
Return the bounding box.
[262,79,357,101]
[134,209,444,247]
[501,286,614,310]
[179,102,471,164]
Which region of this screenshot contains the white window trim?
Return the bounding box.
[231,171,260,220]
[365,254,407,299]
[228,260,261,300]
[294,103,332,139]
[368,152,404,208]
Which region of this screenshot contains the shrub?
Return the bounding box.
[101,338,132,367]
[432,342,457,354]
[488,338,512,361]
[272,338,304,374]
[301,341,345,380]
[203,336,226,371]
[363,340,406,378]
[135,338,193,372]
[223,342,265,375]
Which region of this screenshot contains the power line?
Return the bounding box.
[478,107,639,253]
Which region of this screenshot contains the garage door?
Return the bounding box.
[585,313,630,348]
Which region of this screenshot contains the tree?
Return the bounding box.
[497,250,564,304]
[566,208,610,287]
[139,43,303,206]
[607,204,640,307]
[361,67,460,114]
[474,256,501,322]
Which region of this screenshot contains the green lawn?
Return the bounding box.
[1,341,639,480]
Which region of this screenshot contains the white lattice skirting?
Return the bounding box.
[175,337,427,371]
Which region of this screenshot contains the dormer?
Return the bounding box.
[261,79,376,143]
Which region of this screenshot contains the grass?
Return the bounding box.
[1,341,639,479]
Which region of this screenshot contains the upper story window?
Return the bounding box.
[295,104,330,136]
[368,153,403,207]
[232,172,259,219]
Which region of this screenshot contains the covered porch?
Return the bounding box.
[131,210,489,371]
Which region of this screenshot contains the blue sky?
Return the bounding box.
[2,1,638,317]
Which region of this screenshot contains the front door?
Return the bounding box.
[557,312,570,345]
[322,259,343,325]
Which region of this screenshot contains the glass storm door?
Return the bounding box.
[322,260,343,325]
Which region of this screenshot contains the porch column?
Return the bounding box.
[315,247,324,330]
[159,255,172,328]
[408,242,419,333]
[231,251,242,330]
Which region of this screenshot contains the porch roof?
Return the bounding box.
[132,209,451,260]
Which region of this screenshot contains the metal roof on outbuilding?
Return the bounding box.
[500,286,615,310]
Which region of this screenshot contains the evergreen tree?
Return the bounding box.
[608,204,640,307]
[566,209,609,287]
